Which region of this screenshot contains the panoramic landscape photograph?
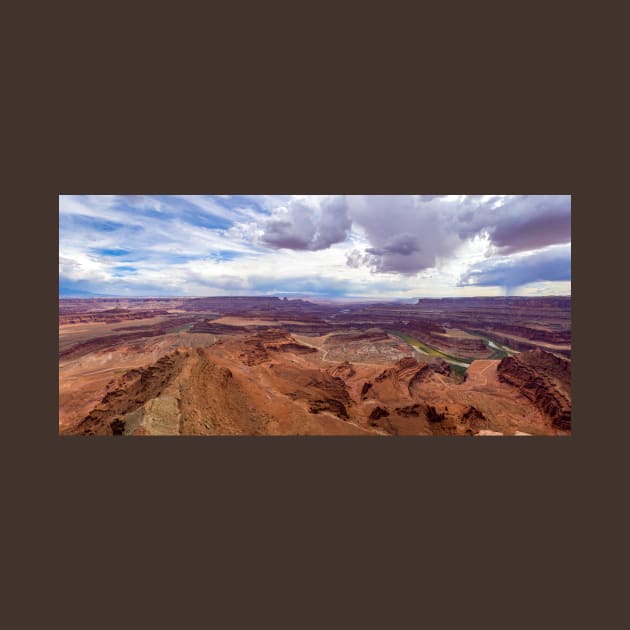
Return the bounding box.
[59,195,571,436]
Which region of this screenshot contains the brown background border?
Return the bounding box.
[6,3,627,628]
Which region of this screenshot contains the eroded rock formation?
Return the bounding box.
[498,349,571,430]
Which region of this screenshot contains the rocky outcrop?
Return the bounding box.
[367,406,395,432]
[239,338,271,365]
[369,406,390,420]
[302,373,351,420]
[376,357,419,382]
[375,357,451,395]
[110,419,126,435]
[74,350,188,435]
[360,382,373,399]
[328,361,356,379]
[269,362,352,421]
[309,398,349,419]
[70,347,268,436]
[394,403,423,416]
[374,402,452,435]
[426,405,446,423]
[498,349,571,430]
[459,406,488,431]
[238,330,318,365]
[432,335,491,359]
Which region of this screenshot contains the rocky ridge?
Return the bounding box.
[497,349,571,430]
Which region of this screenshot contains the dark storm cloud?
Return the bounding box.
[345,194,572,274]
[366,233,421,256]
[261,218,313,250]
[257,195,571,274]
[456,195,571,254]
[347,195,463,274]
[261,196,351,251]
[458,244,571,291]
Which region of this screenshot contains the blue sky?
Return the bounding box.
[59,195,571,298]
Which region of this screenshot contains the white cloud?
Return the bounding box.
[59,195,571,297]
[259,196,351,251]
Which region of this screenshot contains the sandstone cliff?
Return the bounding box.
[497,349,571,430]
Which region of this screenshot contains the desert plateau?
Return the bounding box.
[59,296,572,436]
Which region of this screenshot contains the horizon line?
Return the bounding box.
[59,294,572,300]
